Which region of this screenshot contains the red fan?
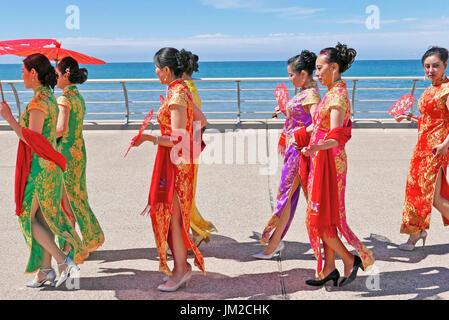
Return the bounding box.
[272,83,290,118]
[389,94,415,117]
[124,109,154,158]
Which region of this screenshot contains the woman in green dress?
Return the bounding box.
[0,54,88,288]
[55,57,105,254]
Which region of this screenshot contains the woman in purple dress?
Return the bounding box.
[253,51,321,259]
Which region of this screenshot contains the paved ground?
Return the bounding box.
[1,126,449,300]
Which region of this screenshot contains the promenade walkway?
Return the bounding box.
[1,124,448,300]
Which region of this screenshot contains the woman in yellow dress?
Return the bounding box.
[181,50,217,247]
[55,57,105,254]
[134,48,207,292]
[0,54,88,288]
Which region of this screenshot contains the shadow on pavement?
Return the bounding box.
[58,267,321,300]
[364,233,449,264]
[86,234,316,264]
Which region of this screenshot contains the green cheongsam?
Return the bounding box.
[57,85,104,252]
[19,86,89,274]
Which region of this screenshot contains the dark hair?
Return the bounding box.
[180,49,199,76]
[154,47,189,78]
[57,56,88,84]
[23,53,57,89]
[288,50,317,75]
[422,46,449,65]
[320,43,357,73]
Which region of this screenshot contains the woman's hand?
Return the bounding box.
[0,102,14,122]
[433,143,449,156]
[133,134,154,147]
[302,144,321,157]
[394,114,408,123]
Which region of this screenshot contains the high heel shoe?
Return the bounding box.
[163,264,192,283]
[305,269,340,287]
[252,241,285,260]
[158,270,192,292]
[26,268,56,288]
[399,230,427,251]
[339,255,364,287]
[55,257,80,288]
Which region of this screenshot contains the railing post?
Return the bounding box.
[351,80,357,119]
[9,83,21,118]
[236,80,241,126]
[410,80,418,115]
[121,82,130,126]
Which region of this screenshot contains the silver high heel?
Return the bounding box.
[26,268,56,288]
[55,257,80,288]
[158,270,192,292]
[399,230,428,251]
[252,241,285,260]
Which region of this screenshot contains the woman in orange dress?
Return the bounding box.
[134,48,207,292]
[300,44,374,287]
[396,47,449,251]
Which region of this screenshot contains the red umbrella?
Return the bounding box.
[12,41,106,65]
[0,39,57,55]
[0,39,58,102]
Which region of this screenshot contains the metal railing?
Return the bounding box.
[0,76,428,125]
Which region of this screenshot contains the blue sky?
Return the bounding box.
[1,0,448,62]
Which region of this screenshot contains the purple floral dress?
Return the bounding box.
[261,81,321,244]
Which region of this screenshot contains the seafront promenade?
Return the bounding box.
[1,120,449,300]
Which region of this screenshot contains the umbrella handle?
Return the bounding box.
[0,81,5,103]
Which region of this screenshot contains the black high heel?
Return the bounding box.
[339,255,364,287]
[305,269,340,287]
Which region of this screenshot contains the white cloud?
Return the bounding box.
[200,0,259,9]
[260,7,326,19]
[336,17,418,25]
[201,0,324,19]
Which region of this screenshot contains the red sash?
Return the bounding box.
[309,121,352,235]
[294,127,312,194]
[15,128,67,216]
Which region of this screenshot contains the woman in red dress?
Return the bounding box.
[396,47,449,251]
[300,43,374,287]
[134,48,207,292]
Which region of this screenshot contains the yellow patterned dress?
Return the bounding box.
[184,80,217,241]
[57,85,105,252]
[19,86,88,274]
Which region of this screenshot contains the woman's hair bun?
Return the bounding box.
[180,49,199,76]
[288,50,317,75]
[320,42,357,73]
[57,56,88,84]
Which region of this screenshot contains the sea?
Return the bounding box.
[0,60,431,121]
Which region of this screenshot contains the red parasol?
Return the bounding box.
[11,41,106,65]
[124,109,155,158]
[0,39,57,55]
[272,83,290,118]
[389,94,415,117]
[0,39,58,102]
